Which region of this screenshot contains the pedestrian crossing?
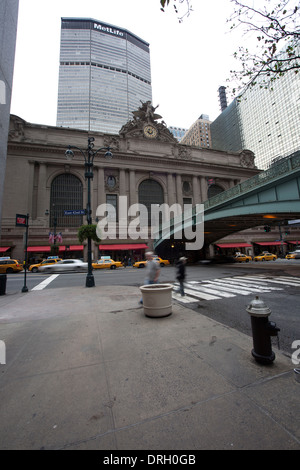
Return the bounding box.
[172,275,300,303]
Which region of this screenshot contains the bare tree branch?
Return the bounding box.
[227,0,300,96]
[160,0,193,22]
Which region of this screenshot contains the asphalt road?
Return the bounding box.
[3,260,300,358]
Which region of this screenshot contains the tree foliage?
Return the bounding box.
[227,0,300,95]
[78,224,101,244]
[160,0,193,22]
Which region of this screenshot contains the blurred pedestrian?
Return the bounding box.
[176,256,187,296]
[139,251,160,304]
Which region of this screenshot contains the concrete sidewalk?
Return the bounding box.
[0,284,299,450]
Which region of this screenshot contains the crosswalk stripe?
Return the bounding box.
[202,280,254,295]
[228,277,282,290]
[214,278,279,292]
[172,292,195,303]
[251,278,300,286]
[277,276,300,285]
[185,283,235,298]
[31,274,60,291]
[173,284,220,300]
[238,276,300,286]
[172,274,300,304]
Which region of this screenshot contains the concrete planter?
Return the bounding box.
[140,283,173,317]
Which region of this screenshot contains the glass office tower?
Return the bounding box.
[56,18,152,134]
[211,48,300,170]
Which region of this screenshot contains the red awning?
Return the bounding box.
[59,245,84,252]
[0,247,11,252]
[215,243,252,248]
[254,241,287,246]
[27,246,51,252]
[99,243,149,250]
[288,241,300,244]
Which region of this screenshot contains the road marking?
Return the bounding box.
[185,282,235,298]
[172,275,299,304]
[227,277,281,290]
[31,274,60,291]
[210,278,279,292]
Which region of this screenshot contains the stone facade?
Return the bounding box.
[1,110,261,262]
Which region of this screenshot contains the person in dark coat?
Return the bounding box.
[176,257,187,296]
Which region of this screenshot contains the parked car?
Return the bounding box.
[0,258,23,274]
[92,258,123,270]
[133,256,170,268]
[234,254,252,263]
[29,258,62,272]
[38,259,88,273]
[254,252,277,261]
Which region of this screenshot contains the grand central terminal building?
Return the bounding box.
[1,104,298,263]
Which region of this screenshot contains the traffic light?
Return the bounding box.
[264,225,271,232]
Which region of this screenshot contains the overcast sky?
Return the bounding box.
[10,0,243,130]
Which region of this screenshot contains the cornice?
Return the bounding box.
[7,144,259,176]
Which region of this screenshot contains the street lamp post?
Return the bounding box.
[65,137,113,287]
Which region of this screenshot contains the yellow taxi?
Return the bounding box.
[29,257,62,273]
[92,258,123,270]
[234,254,252,263]
[254,252,277,262]
[0,258,23,274]
[286,252,296,259]
[133,257,170,268]
[285,251,300,259]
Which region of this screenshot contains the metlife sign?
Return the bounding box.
[93,22,124,37]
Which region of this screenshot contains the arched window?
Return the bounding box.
[138,179,164,225]
[50,174,83,227]
[207,184,224,199]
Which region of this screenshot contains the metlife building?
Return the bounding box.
[56,18,152,134]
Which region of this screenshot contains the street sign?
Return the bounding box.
[64,209,86,216]
[16,214,28,226]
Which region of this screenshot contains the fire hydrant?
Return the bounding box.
[246,296,280,365]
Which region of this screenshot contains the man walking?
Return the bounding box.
[139,251,160,304]
[176,256,187,296]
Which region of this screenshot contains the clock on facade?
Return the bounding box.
[143,125,158,139]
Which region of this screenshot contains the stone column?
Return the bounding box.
[129,170,137,206]
[167,173,175,206]
[97,167,106,206]
[27,161,35,218]
[176,174,182,207]
[119,168,128,238]
[92,167,98,218]
[200,176,207,203]
[192,175,201,205]
[36,163,47,219]
[119,168,126,196]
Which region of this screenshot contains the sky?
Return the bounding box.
[10,0,244,130]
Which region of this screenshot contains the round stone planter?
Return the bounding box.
[139,283,173,317]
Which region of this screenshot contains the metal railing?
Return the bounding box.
[203,153,300,211]
[154,152,300,245]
